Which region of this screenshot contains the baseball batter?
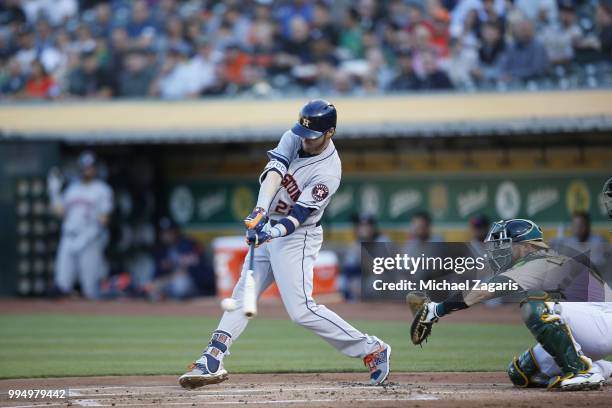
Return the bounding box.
[410,217,612,391]
[179,100,391,389]
[48,151,113,299]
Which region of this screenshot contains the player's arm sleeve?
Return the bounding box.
[255,170,282,211]
[256,133,300,212]
[258,131,300,184]
[435,275,521,317]
[434,291,469,317]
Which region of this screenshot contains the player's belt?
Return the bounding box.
[270,220,321,228]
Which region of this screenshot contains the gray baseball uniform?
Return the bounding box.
[55,179,113,299]
[217,131,380,358]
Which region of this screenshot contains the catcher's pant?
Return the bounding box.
[54,235,108,299]
[217,225,380,358]
[531,302,612,378]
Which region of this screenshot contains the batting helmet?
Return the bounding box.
[291,99,337,139]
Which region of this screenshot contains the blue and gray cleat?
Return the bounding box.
[178,355,228,389]
[363,339,391,385]
[179,330,231,389]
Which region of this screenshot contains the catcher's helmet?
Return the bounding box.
[291,99,337,139]
[603,177,612,219]
[484,219,547,273]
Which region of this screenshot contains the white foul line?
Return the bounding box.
[37,396,440,407]
[73,399,104,407]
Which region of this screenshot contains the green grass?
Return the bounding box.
[0,314,536,379]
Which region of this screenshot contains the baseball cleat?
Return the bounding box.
[178,356,228,389]
[559,372,605,391]
[179,330,232,390]
[363,340,391,386]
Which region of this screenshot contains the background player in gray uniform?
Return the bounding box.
[604,178,612,219]
[48,151,113,299]
[179,100,391,389]
[409,218,612,391]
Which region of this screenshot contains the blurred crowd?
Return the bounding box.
[1,0,611,101]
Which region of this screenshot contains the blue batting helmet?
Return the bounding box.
[291,99,337,139]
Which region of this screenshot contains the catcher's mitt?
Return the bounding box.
[406,292,437,345]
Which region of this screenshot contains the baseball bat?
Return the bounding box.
[243,242,257,318]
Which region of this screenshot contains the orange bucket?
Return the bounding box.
[212,237,338,299]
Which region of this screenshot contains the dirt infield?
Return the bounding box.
[1,372,611,408]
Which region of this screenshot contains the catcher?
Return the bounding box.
[408,217,612,391]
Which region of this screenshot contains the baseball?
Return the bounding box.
[220,298,239,311]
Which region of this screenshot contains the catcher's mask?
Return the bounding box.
[484,219,547,273]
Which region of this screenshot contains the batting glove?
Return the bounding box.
[246,227,271,247]
[245,222,284,247]
[244,207,268,231]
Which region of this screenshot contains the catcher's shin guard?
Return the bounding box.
[520,299,589,381]
[179,330,232,389]
[507,348,548,388]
